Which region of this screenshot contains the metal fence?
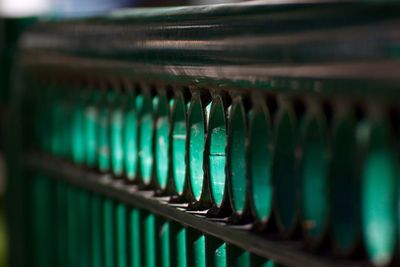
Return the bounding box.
[7,1,400,267]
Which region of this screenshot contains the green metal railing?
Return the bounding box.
[7,1,400,267]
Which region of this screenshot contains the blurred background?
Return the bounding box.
[0,0,244,18]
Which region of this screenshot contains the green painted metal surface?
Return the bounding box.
[78,189,91,267]
[206,236,226,267]
[116,203,127,267]
[129,208,141,267]
[171,93,187,195]
[103,198,114,267]
[41,87,53,152]
[141,211,156,267]
[227,98,248,214]
[187,229,206,267]
[50,89,67,157]
[31,175,53,267]
[188,95,207,201]
[360,117,397,266]
[98,91,114,172]
[155,93,171,190]
[25,80,400,267]
[85,91,100,168]
[67,185,78,266]
[170,222,187,267]
[227,245,250,267]
[208,96,227,208]
[55,182,67,267]
[248,104,273,222]
[12,3,400,267]
[330,111,359,255]
[138,93,154,184]
[71,91,87,165]
[156,218,170,267]
[273,103,298,235]
[25,171,294,267]
[124,92,139,180]
[251,254,279,267]
[91,194,102,267]
[111,92,126,177]
[301,109,328,244]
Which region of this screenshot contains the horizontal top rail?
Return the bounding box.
[26,152,367,267]
[18,1,400,97]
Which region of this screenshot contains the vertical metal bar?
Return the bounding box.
[141,211,156,267]
[187,92,211,204]
[330,108,359,256]
[55,182,68,267]
[67,185,77,267]
[98,91,113,172]
[300,105,328,248]
[61,89,72,160]
[50,89,65,157]
[124,91,139,181]
[85,90,100,169]
[91,193,102,267]
[129,208,141,267]
[170,222,187,267]
[206,94,229,210]
[227,96,249,217]
[250,254,278,267]
[171,91,188,195]
[49,179,56,267]
[103,198,114,267]
[155,217,170,267]
[78,189,91,267]
[41,87,53,152]
[205,235,226,267]
[71,90,86,165]
[111,91,125,177]
[116,203,127,267]
[272,101,299,237]
[227,244,250,267]
[76,189,83,267]
[31,175,52,267]
[154,91,171,191]
[187,228,206,267]
[360,113,397,266]
[138,92,155,185]
[248,101,273,225]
